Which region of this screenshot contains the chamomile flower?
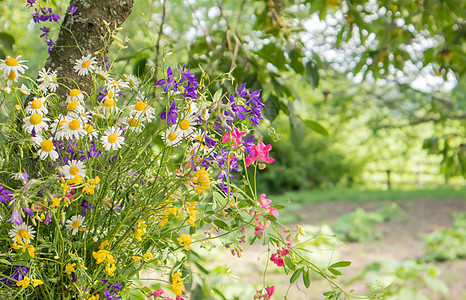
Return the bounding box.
[23,113,50,134]
[32,136,59,161]
[9,224,36,243]
[66,100,85,114]
[105,79,129,93]
[124,74,139,90]
[18,84,31,95]
[101,126,125,151]
[162,125,183,147]
[62,160,86,180]
[37,68,58,93]
[102,89,118,102]
[49,115,69,140]
[186,101,199,115]
[121,116,145,133]
[65,215,85,235]
[101,99,118,116]
[177,114,195,137]
[62,116,87,140]
[0,55,28,80]
[25,97,48,116]
[74,54,97,76]
[66,88,85,103]
[95,68,111,81]
[190,129,209,153]
[128,100,156,122]
[85,123,98,140]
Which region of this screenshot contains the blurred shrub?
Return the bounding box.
[352,258,449,299]
[330,208,385,242]
[423,212,466,261]
[258,133,365,194]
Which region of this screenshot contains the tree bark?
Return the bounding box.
[42,0,134,108]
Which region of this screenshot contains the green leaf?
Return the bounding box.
[328,268,342,276]
[213,192,227,208]
[328,261,351,269]
[290,268,303,283]
[262,94,280,122]
[0,259,11,265]
[303,119,329,136]
[213,220,229,230]
[0,49,5,60]
[289,48,305,74]
[12,261,28,266]
[264,215,277,221]
[305,61,319,88]
[0,32,15,50]
[237,201,248,208]
[303,268,311,288]
[422,276,449,295]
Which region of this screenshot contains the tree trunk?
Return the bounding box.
[42,0,134,109]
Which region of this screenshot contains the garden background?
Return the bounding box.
[0,0,465,299]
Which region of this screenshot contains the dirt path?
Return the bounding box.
[231,198,466,299]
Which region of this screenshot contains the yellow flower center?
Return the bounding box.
[29,114,42,125]
[67,101,79,110]
[85,124,93,133]
[81,60,91,68]
[18,229,29,238]
[69,89,81,97]
[195,136,203,142]
[72,220,80,229]
[7,70,16,81]
[180,120,190,130]
[41,140,54,152]
[108,133,117,143]
[168,133,177,141]
[110,80,120,86]
[31,99,42,109]
[128,118,138,127]
[5,57,19,66]
[69,166,79,176]
[103,99,115,107]
[107,91,114,99]
[69,120,81,130]
[134,101,147,111]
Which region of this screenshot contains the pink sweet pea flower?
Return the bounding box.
[265,286,275,298]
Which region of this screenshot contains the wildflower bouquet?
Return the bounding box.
[0,41,353,300]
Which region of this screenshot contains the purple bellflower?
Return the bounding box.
[160,100,178,125]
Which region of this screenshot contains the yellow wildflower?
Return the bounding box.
[16,276,30,288]
[171,272,184,296]
[31,279,44,287]
[92,250,109,264]
[99,240,110,250]
[193,168,211,193]
[90,176,101,185]
[88,294,100,300]
[65,263,76,273]
[83,184,96,195]
[68,175,83,185]
[179,234,192,250]
[143,252,154,261]
[24,244,35,258]
[132,256,142,263]
[51,197,61,208]
[106,263,116,277]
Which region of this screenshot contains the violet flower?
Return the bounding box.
[39,26,50,39]
[0,184,13,204]
[8,208,23,225]
[68,5,78,14]
[156,67,178,92]
[160,100,178,125]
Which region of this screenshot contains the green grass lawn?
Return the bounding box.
[270,186,466,205]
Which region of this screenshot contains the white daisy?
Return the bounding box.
[23,113,50,134]
[65,215,85,235]
[95,68,111,81]
[32,136,59,161]
[101,126,125,151]
[66,100,85,114]
[74,55,97,76]
[177,114,196,137]
[62,160,86,180]
[121,116,145,133]
[102,89,118,102]
[105,79,129,93]
[62,116,87,140]
[37,68,58,93]
[0,55,28,80]
[9,223,35,243]
[162,125,183,147]
[49,115,69,140]
[186,101,199,115]
[85,123,98,140]
[18,84,31,95]
[66,89,85,103]
[128,100,156,122]
[102,99,118,115]
[25,97,48,116]
[124,74,139,90]
[190,129,209,153]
